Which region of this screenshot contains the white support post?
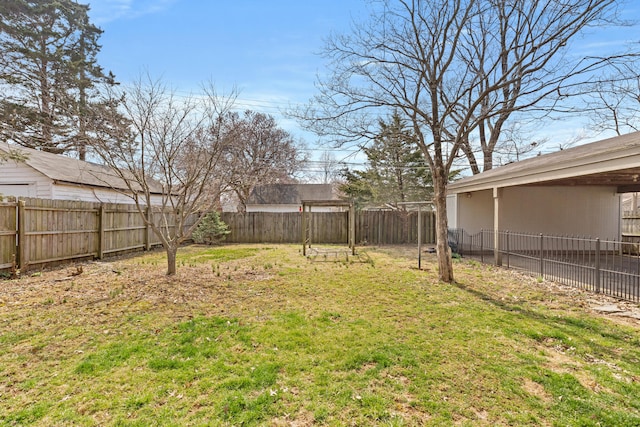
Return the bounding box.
[493,187,502,266]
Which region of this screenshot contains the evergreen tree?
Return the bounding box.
[340,112,432,209]
[0,0,117,158]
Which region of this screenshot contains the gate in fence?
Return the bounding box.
[449,228,640,303]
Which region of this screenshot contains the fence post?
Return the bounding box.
[17,200,27,272]
[480,230,484,263]
[98,204,105,259]
[539,233,544,278]
[145,206,152,251]
[595,238,601,294]
[417,207,422,270]
[301,205,306,256]
[506,231,510,268]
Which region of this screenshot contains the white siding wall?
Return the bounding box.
[457,189,494,233]
[446,194,458,229]
[52,183,166,205]
[501,186,620,240]
[453,185,621,240]
[0,161,53,198]
[1,163,166,205]
[52,184,134,204]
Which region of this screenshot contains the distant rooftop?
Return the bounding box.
[0,143,164,193]
[247,184,339,205]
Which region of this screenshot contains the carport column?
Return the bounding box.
[493,187,502,266]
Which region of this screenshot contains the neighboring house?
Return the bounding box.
[0,143,165,204]
[446,131,640,241]
[245,184,344,212]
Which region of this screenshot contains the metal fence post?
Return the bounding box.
[595,238,601,294]
[539,233,544,278]
[480,229,484,263]
[506,230,510,268]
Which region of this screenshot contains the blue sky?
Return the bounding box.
[89,4,363,123]
[86,0,640,173]
[86,0,371,175]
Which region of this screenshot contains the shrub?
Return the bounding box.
[192,212,230,245]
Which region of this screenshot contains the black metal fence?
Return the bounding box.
[449,229,640,303]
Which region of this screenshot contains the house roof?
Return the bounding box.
[448,131,640,194]
[0,143,164,193]
[247,184,339,205]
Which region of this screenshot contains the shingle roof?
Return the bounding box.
[0,143,164,193]
[448,131,640,193]
[247,184,337,205]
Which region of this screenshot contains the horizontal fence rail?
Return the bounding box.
[0,198,197,274]
[449,228,640,303]
[221,210,436,245]
[1,200,436,274]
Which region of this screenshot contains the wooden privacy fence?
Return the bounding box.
[0,198,189,273]
[0,201,436,274]
[221,210,436,245]
[0,202,17,272]
[622,209,640,248]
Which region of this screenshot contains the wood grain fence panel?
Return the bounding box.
[19,198,99,269]
[221,210,435,245]
[3,203,437,273]
[0,197,207,272]
[103,204,142,255]
[622,211,640,238]
[0,202,17,271]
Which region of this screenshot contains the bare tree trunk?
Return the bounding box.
[166,244,178,276]
[433,168,454,282]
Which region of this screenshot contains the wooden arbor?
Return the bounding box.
[301,200,355,256]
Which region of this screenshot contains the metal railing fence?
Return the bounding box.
[449,229,640,303]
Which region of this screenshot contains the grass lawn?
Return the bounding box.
[1,244,639,426]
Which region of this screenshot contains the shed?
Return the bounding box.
[446,132,640,241]
[0,143,165,204]
[246,184,343,212]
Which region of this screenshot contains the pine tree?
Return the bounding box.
[0,0,118,158]
[340,111,432,209]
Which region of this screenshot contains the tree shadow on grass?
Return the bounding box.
[451,279,640,367]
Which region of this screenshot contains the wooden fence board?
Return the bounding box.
[0,198,199,273]
[1,201,436,274]
[221,210,436,245]
[0,203,17,271]
[20,198,100,267]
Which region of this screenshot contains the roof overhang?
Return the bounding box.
[448,132,640,194]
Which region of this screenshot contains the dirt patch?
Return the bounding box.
[522,377,552,403]
[3,246,639,330]
[0,255,277,327]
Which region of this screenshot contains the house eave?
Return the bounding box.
[448,133,640,194]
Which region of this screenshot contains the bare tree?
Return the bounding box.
[491,123,547,166]
[224,110,306,212]
[94,75,237,275]
[295,0,625,282]
[318,150,342,184]
[0,146,28,164]
[457,0,629,174]
[585,62,640,135]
